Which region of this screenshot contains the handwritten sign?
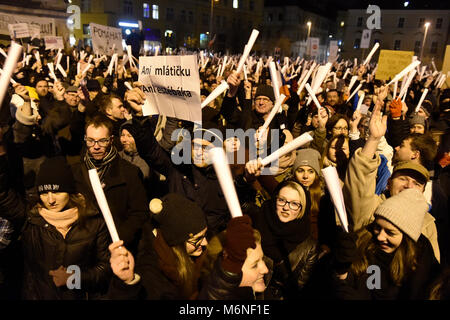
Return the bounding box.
[89,23,123,56]
[139,55,201,123]
[375,49,414,81]
[45,36,64,50]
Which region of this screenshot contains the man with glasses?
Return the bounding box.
[71,114,148,255]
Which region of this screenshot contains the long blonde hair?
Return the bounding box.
[350,226,418,286]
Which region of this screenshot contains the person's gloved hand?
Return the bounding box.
[333,229,358,275]
[389,98,402,118]
[222,215,256,274]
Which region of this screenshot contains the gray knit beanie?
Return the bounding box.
[374,188,428,242]
[292,148,322,176]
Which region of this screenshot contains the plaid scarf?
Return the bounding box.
[84,145,118,182]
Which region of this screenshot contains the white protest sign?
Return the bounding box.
[329,40,338,62]
[308,37,320,57]
[44,36,64,50]
[139,55,202,123]
[8,23,29,39]
[360,29,372,49]
[89,23,123,56]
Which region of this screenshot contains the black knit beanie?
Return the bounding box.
[35,156,77,194]
[255,84,275,103]
[151,193,207,246]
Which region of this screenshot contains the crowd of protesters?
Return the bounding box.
[0,36,449,301]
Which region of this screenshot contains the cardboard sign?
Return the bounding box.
[28,24,41,39]
[375,49,414,81]
[360,29,372,49]
[139,55,202,123]
[0,13,55,37]
[45,36,64,50]
[89,23,123,56]
[8,23,29,39]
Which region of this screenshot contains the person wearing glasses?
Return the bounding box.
[71,114,149,256]
[108,193,210,300]
[249,180,319,300]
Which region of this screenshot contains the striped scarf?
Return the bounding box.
[84,145,118,182]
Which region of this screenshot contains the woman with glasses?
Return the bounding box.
[108,193,211,300]
[249,180,319,300]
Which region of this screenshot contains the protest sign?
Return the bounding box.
[308,38,320,57]
[45,36,64,50]
[329,40,338,62]
[8,23,29,39]
[360,29,372,49]
[375,50,414,81]
[0,13,55,37]
[139,55,202,123]
[89,23,123,56]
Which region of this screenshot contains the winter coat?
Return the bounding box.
[333,235,440,300]
[0,155,112,300]
[343,148,440,262]
[71,155,149,254]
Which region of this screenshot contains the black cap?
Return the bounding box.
[35,157,77,194]
[255,84,275,103]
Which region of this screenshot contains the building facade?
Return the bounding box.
[70,0,263,54]
[340,9,450,68]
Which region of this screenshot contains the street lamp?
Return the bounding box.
[420,22,430,61]
[306,21,312,39]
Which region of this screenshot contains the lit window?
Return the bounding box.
[152,5,159,20]
[233,0,238,9]
[143,3,150,18]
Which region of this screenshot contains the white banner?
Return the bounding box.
[89,23,123,56]
[360,29,372,49]
[308,37,320,57]
[45,36,64,50]
[139,55,202,123]
[0,13,55,37]
[329,40,338,61]
[29,24,41,40]
[8,23,29,39]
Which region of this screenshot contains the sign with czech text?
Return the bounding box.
[89,23,123,55]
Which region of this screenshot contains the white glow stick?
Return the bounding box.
[82,63,93,75]
[0,48,7,58]
[243,64,248,81]
[269,61,281,101]
[201,80,229,108]
[388,60,421,85]
[209,148,243,218]
[66,56,70,73]
[305,83,323,112]
[438,75,447,89]
[34,51,41,65]
[354,58,357,68]
[347,75,358,93]
[25,55,31,66]
[431,60,437,72]
[399,70,416,102]
[356,92,365,111]
[219,55,228,77]
[88,169,120,242]
[111,44,116,55]
[236,29,259,74]
[107,54,117,76]
[343,69,350,81]
[415,88,429,113]
[260,133,313,167]
[363,42,380,66]
[0,42,22,108]
[55,51,62,67]
[124,81,133,90]
[56,63,67,78]
[346,83,362,103]
[296,67,314,96]
[257,93,286,140]
[393,81,398,99]
[0,68,17,85]
[47,63,58,82]
[126,45,135,68]
[321,166,349,232]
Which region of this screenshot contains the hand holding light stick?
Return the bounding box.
[201,80,229,108]
[260,133,313,167]
[363,42,379,66]
[56,63,67,78]
[387,60,421,85]
[236,29,259,74]
[347,75,358,94]
[346,83,362,103]
[305,83,323,113]
[398,70,417,102]
[269,61,281,101]
[392,81,398,99]
[321,166,349,232]
[88,169,120,242]
[356,91,365,111]
[415,88,429,113]
[209,147,243,218]
[257,93,286,140]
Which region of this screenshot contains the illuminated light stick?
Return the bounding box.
[88,169,120,242]
[399,69,417,102]
[387,60,421,85]
[307,63,332,105]
[296,66,315,96]
[346,83,362,103]
[34,51,41,65]
[257,93,286,141]
[107,54,118,76]
[0,42,22,108]
[236,29,259,74]
[0,68,17,85]
[260,132,313,167]
[66,56,70,72]
[201,80,229,108]
[356,91,365,111]
[437,74,447,89]
[124,81,133,91]
[209,147,243,218]
[415,88,429,113]
[56,63,67,78]
[393,81,398,100]
[243,64,248,81]
[265,56,272,68]
[269,61,281,101]
[154,46,160,56]
[431,60,437,72]
[114,54,118,73]
[354,58,357,68]
[322,166,349,232]
[219,55,228,77]
[305,83,323,113]
[363,42,380,66]
[434,72,443,86]
[126,45,135,69]
[347,75,358,94]
[122,54,129,68]
[0,48,7,58]
[47,63,58,82]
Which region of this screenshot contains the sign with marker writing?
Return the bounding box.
[139,55,201,123]
[45,36,64,50]
[375,49,414,81]
[89,23,123,55]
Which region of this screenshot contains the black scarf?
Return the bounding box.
[84,145,118,181]
[257,198,311,263]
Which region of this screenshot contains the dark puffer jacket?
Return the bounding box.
[0,155,112,300]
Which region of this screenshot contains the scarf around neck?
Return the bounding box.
[38,207,79,238]
[84,145,118,181]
